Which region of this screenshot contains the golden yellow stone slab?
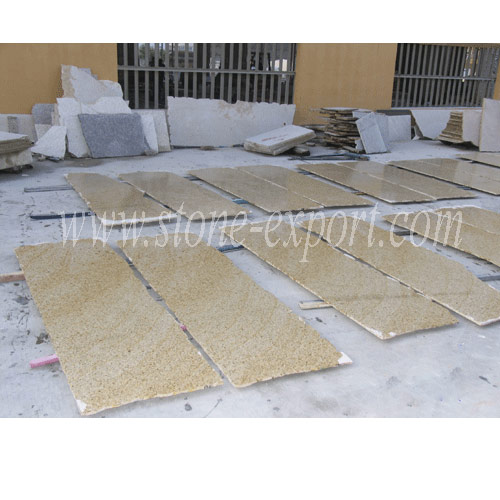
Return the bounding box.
[336,161,475,200]
[424,158,500,182]
[188,167,322,212]
[119,235,348,387]
[222,222,456,339]
[303,216,500,325]
[384,210,500,268]
[459,152,500,168]
[238,164,372,207]
[298,163,433,203]
[119,171,249,220]
[66,173,175,226]
[390,159,500,195]
[15,240,222,416]
[433,206,500,235]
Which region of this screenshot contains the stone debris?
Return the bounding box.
[30,125,67,160]
[0,131,32,155]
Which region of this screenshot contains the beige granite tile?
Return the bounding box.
[15,240,222,416]
[337,161,475,200]
[66,173,175,226]
[188,167,322,212]
[433,206,500,235]
[384,210,500,268]
[459,152,500,168]
[119,235,348,387]
[304,216,500,325]
[222,222,456,339]
[238,165,372,207]
[119,171,249,221]
[390,159,500,195]
[424,158,500,182]
[298,163,433,203]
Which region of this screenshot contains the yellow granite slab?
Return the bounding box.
[238,164,372,207]
[66,173,175,226]
[390,159,500,195]
[222,222,456,339]
[303,216,500,325]
[459,152,500,168]
[337,161,475,200]
[119,235,348,387]
[189,167,322,212]
[119,171,249,220]
[424,158,500,182]
[433,206,500,235]
[298,163,433,203]
[15,240,222,416]
[384,210,500,268]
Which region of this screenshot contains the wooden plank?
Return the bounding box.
[15,240,222,415]
[336,161,475,200]
[303,216,500,326]
[66,173,175,226]
[298,163,433,203]
[119,235,349,387]
[0,271,25,283]
[222,222,457,339]
[238,165,373,208]
[385,210,500,269]
[189,167,322,212]
[119,171,249,220]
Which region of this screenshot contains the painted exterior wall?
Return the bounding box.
[293,43,398,124]
[0,44,118,114]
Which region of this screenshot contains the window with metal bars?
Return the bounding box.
[117,43,296,109]
[392,44,500,108]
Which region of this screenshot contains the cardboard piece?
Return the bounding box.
[119,171,249,220]
[238,165,373,207]
[189,167,322,212]
[298,163,433,203]
[222,221,456,338]
[66,173,175,226]
[305,216,500,325]
[15,240,222,415]
[119,235,349,387]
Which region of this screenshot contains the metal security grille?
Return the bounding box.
[117,43,296,109]
[392,44,500,107]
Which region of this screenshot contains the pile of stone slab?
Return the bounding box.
[0,131,33,171]
[28,65,171,160]
[320,108,362,152]
[437,110,481,147]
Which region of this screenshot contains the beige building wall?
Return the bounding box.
[293,43,398,124]
[0,44,118,114]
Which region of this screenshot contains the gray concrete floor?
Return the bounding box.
[1,140,499,417]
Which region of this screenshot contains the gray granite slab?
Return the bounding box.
[356,112,388,154]
[479,98,500,152]
[78,113,145,158]
[32,104,54,125]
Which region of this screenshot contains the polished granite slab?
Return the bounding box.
[302,216,500,326]
[119,235,348,387]
[189,167,322,212]
[390,159,500,195]
[15,240,222,416]
[459,152,500,168]
[66,173,175,226]
[336,161,475,200]
[385,210,500,268]
[298,162,433,203]
[433,206,500,235]
[238,164,372,207]
[119,171,249,220]
[222,221,457,339]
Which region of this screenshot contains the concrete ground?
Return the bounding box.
[1,139,499,417]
